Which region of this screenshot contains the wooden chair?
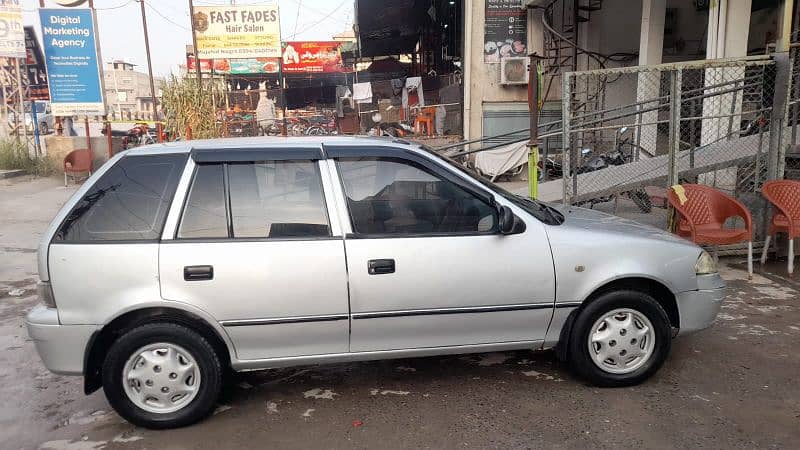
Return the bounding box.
[63,148,93,186]
[667,184,753,277]
[760,180,800,274]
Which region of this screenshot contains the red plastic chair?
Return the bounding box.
[63,148,93,186]
[760,180,800,274]
[667,184,753,277]
[414,107,436,137]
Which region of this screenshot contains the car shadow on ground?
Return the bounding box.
[220,348,576,407]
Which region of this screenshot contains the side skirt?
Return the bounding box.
[231,340,543,372]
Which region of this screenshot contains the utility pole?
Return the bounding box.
[278,45,287,136]
[527,53,542,199]
[188,0,202,86]
[139,0,159,120]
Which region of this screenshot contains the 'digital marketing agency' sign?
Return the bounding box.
[193,4,281,59]
[39,8,105,116]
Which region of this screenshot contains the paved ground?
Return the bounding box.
[0,176,798,449]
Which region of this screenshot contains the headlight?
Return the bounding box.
[695,251,718,275]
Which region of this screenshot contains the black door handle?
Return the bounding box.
[184,265,214,281]
[368,259,395,275]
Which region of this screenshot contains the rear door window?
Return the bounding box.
[54,154,187,241]
[177,160,330,239]
[177,164,228,239]
[228,161,330,238]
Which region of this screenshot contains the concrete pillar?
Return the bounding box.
[701,0,752,188]
[636,0,666,156]
[777,0,794,52]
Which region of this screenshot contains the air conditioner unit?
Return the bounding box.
[500,57,529,85]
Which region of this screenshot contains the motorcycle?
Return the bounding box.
[224,112,258,137]
[538,156,563,181]
[576,129,653,213]
[304,114,338,136]
[121,123,156,150]
[258,118,282,136]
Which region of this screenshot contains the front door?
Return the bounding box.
[331,150,556,352]
[159,153,349,361]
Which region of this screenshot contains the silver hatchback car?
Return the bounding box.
[26,137,724,428]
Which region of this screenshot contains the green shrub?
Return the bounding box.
[160,75,225,140]
[0,139,57,177]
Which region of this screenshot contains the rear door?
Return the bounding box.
[159,148,350,361]
[48,153,186,325]
[328,146,556,352]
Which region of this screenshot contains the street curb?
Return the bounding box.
[0,170,27,180]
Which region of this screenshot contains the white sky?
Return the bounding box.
[22,0,354,76]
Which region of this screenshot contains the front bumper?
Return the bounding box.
[26,304,96,375]
[675,273,726,336]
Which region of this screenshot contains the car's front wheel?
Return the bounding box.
[102,323,222,429]
[568,290,672,387]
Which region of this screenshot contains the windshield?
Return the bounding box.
[418,145,564,225]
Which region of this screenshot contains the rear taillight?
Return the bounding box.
[37,281,56,308]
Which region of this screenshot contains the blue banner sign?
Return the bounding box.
[39,8,105,116]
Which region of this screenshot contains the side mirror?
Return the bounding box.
[498,205,515,234]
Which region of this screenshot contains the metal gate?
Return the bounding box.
[555,55,790,238]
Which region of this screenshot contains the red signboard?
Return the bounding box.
[187,55,280,74]
[185,41,350,75]
[186,55,214,72]
[282,41,351,73]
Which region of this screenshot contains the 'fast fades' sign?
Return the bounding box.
[39,8,105,116]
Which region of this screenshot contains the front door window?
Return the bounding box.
[337,157,497,236]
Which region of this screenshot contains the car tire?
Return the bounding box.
[567,290,671,387]
[39,122,49,135]
[101,322,223,429]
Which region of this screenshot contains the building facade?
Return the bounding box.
[103,61,162,121]
[463,0,795,145]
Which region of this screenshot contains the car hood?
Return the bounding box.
[549,204,691,245]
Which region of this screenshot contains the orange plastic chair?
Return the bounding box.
[760,180,800,274]
[667,184,753,277]
[414,107,435,137]
[63,148,93,186]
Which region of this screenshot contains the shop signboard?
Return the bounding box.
[39,8,104,115]
[186,55,280,74]
[186,41,349,75]
[24,26,50,100]
[193,4,281,59]
[282,41,350,73]
[484,0,527,63]
[0,0,25,58]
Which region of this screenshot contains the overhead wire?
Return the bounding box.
[284,0,348,40]
[292,0,303,38]
[144,1,191,32]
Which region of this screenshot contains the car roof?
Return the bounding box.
[124,135,419,156]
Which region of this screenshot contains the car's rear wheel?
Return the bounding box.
[39,122,49,135]
[568,290,671,387]
[102,323,222,429]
